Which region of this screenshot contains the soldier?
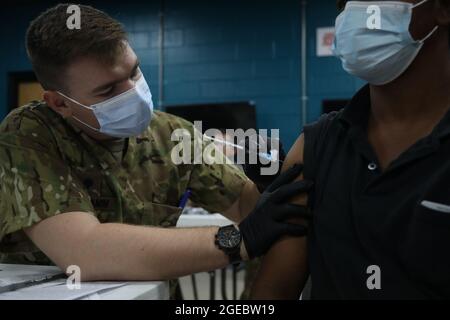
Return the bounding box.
[0,4,312,298]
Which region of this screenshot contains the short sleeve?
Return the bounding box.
[154,111,249,214]
[0,122,94,241]
[187,132,249,214]
[302,111,341,181]
[188,160,249,214]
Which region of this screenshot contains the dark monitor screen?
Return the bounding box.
[165,101,257,132]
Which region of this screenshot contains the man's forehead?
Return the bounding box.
[65,44,138,93]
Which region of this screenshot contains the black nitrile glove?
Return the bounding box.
[241,136,287,193]
[239,164,313,259]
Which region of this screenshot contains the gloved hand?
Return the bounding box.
[238,164,313,259]
[241,136,287,193]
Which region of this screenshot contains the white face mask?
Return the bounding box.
[332,0,439,85]
[58,75,154,138]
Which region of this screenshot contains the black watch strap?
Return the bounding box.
[228,250,242,265]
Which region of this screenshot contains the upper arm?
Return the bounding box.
[223,179,259,223]
[0,138,94,241]
[0,116,96,268]
[186,134,250,218]
[188,160,250,220]
[250,134,309,299]
[163,112,251,221]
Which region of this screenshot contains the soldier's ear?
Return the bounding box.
[44,91,73,118]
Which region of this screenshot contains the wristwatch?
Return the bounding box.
[214,225,243,264]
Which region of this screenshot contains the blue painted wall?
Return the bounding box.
[0,0,365,149]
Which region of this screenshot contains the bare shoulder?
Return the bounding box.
[280,134,306,206]
[249,134,309,299]
[281,134,305,172]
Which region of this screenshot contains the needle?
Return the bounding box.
[203,135,284,163]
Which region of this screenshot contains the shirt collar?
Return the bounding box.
[433,107,450,139]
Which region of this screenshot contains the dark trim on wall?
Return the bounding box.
[7,71,38,112]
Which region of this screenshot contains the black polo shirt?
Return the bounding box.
[303,85,450,299]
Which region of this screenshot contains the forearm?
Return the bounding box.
[77,224,232,281]
[26,213,235,282]
[222,180,260,223]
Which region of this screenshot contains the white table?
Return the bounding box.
[0,263,169,300]
[176,213,233,228]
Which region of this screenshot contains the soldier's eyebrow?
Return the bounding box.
[91,60,140,95]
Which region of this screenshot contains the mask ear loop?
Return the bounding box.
[420,25,439,42]
[71,115,101,133]
[56,91,101,132]
[411,0,439,43]
[412,0,430,9]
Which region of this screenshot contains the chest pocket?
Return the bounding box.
[398,170,450,295]
[142,202,183,228]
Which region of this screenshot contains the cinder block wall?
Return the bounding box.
[0,0,365,148]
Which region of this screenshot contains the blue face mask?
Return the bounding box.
[58,75,154,138]
[332,0,438,85]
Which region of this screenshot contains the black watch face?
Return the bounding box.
[218,227,241,249]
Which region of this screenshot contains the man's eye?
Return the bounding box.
[99,87,114,97]
[131,69,140,80]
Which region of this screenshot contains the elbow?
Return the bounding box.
[58,259,100,282]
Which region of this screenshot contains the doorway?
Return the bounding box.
[8,71,44,112]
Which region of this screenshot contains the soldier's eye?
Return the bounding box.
[99,87,114,97]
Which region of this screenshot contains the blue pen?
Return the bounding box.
[178,188,192,209]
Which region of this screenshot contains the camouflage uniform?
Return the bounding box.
[0,101,249,298]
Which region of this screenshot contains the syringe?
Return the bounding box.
[203,135,283,163]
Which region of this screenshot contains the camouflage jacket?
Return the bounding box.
[0,101,248,265]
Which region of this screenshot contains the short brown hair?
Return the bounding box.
[26,3,128,92]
